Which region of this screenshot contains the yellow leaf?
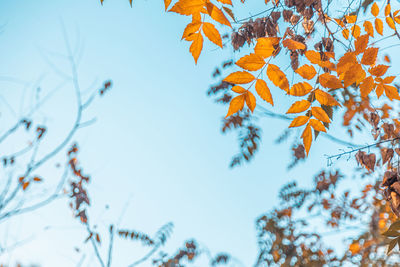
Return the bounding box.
[254,37,279,58]
[190,32,203,64]
[206,3,231,27]
[395,15,400,24]
[361,47,379,65]
[267,64,289,92]
[170,0,205,15]
[223,71,255,84]
[235,53,265,71]
[369,65,389,76]
[164,0,172,10]
[385,4,391,17]
[286,100,311,114]
[295,64,317,80]
[359,76,375,97]
[314,89,340,106]
[309,119,326,132]
[226,94,245,117]
[354,34,369,54]
[311,106,330,123]
[363,21,374,37]
[282,39,306,50]
[301,125,312,155]
[182,22,201,40]
[231,85,247,94]
[289,82,313,96]
[255,79,273,105]
[318,73,343,89]
[371,2,379,17]
[342,28,350,39]
[351,25,361,38]
[202,22,222,47]
[384,84,400,100]
[289,116,309,128]
[375,18,383,35]
[245,91,256,112]
[386,17,396,30]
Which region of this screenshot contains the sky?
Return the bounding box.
[0,0,384,266]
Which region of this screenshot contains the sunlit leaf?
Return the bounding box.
[254,37,279,58]
[282,39,306,50]
[286,100,311,114]
[295,64,317,80]
[289,82,313,96]
[226,94,245,117]
[301,125,312,155]
[314,89,340,106]
[371,2,379,17]
[255,79,273,105]
[245,91,256,112]
[318,73,343,89]
[361,47,379,65]
[267,64,289,92]
[223,71,255,84]
[289,116,309,128]
[236,53,265,71]
[311,106,330,123]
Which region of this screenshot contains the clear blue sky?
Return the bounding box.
[0,0,376,266]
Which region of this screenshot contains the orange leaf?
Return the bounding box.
[289,82,313,96]
[383,76,396,84]
[222,6,235,21]
[371,2,379,17]
[236,53,265,71]
[384,54,391,63]
[182,22,201,40]
[286,100,311,114]
[309,119,326,132]
[33,177,42,182]
[305,50,321,64]
[22,182,30,191]
[255,79,273,105]
[359,76,375,97]
[342,28,350,39]
[245,91,256,112]
[375,18,383,35]
[345,15,357,24]
[376,83,384,97]
[226,94,245,117]
[369,65,389,76]
[223,71,255,84]
[206,3,231,27]
[231,85,247,94]
[385,4,391,17]
[361,47,378,65]
[189,32,203,63]
[318,73,343,89]
[363,21,374,37]
[384,84,400,100]
[267,64,289,92]
[289,116,309,128]
[351,25,361,38]
[354,34,369,55]
[337,52,357,75]
[295,64,317,80]
[386,17,396,30]
[202,22,222,47]
[343,63,366,87]
[170,0,205,15]
[254,37,279,58]
[301,125,312,155]
[216,0,232,5]
[282,39,306,50]
[164,0,172,10]
[311,106,330,123]
[349,243,361,255]
[314,89,340,106]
